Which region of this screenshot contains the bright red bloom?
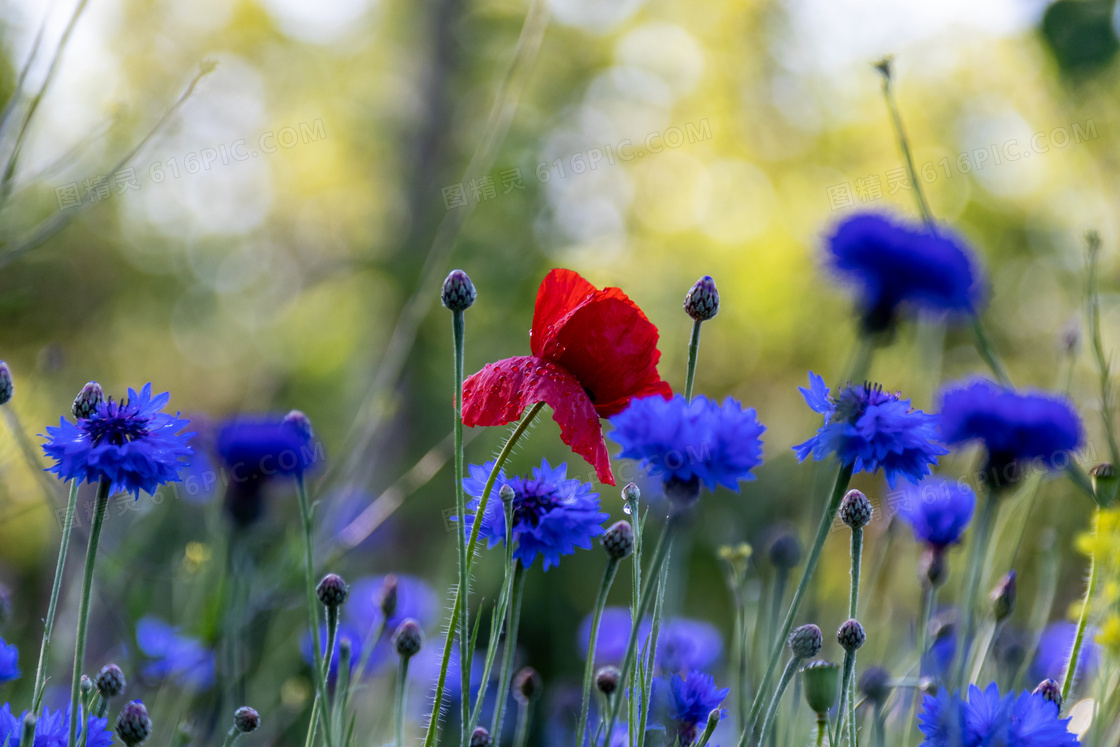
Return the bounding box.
[462,269,672,485]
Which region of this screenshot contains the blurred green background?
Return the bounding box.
[0,0,1118,743]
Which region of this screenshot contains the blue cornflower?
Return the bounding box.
[608,394,765,506]
[42,383,193,498]
[460,459,608,570]
[828,212,982,331]
[216,416,316,477]
[939,380,1083,475]
[578,609,722,674]
[794,373,947,487]
[900,478,976,548]
[0,638,19,682]
[1029,622,1099,685]
[136,616,215,690]
[918,683,1080,746]
[658,670,728,743]
[0,702,113,747]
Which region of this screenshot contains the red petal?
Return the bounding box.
[538,286,672,417]
[529,269,599,358]
[462,355,615,485]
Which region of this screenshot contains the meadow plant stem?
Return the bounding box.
[815,716,827,747]
[491,563,527,739]
[696,714,720,747]
[685,319,702,402]
[769,570,788,659]
[637,553,671,747]
[469,501,519,732]
[348,618,386,689]
[956,489,997,688]
[871,704,885,747]
[742,464,854,746]
[603,517,678,744]
[834,652,855,747]
[968,620,999,685]
[1085,232,1120,467]
[395,656,411,747]
[222,726,243,747]
[834,526,864,746]
[902,584,937,747]
[66,477,110,747]
[30,480,79,717]
[334,640,351,740]
[323,606,340,701]
[512,700,531,747]
[295,475,334,747]
[576,558,621,747]
[757,656,801,746]
[451,307,472,744]
[424,402,543,747]
[1063,509,1101,705]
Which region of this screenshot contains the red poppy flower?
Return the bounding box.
[462,269,673,485]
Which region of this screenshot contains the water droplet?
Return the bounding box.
[622,504,632,515]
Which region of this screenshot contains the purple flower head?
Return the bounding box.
[0,702,114,747]
[939,381,1083,473]
[136,616,215,691]
[0,638,19,682]
[42,383,193,498]
[460,459,608,570]
[794,373,947,487]
[918,683,1080,746]
[301,623,364,679]
[658,670,728,743]
[608,394,765,502]
[1030,622,1099,685]
[828,212,983,331]
[900,478,976,548]
[216,417,318,478]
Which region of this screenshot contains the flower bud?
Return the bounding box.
[601,520,634,560]
[499,484,516,507]
[514,667,542,704]
[380,575,399,619]
[858,666,890,705]
[920,546,948,587]
[392,618,423,659]
[469,727,492,747]
[800,660,840,716]
[837,619,866,652]
[234,706,260,733]
[283,410,313,442]
[0,363,12,406]
[442,269,477,312]
[621,483,640,505]
[684,276,719,322]
[839,489,873,530]
[316,573,349,608]
[1033,678,1062,710]
[788,624,823,659]
[990,571,1016,622]
[81,675,94,697]
[768,532,802,570]
[96,663,126,698]
[1091,463,1117,505]
[116,700,152,746]
[73,381,103,419]
[596,666,620,695]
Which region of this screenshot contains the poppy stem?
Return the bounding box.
[491,562,527,739]
[741,463,854,747]
[423,402,543,747]
[1062,508,1100,706]
[685,319,703,402]
[66,477,110,747]
[296,475,334,747]
[576,558,621,747]
[29,479,79,733]
[452,307,472,745]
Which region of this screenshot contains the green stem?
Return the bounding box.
[512,700,531,747]
[603,517,678,744]
[834,527,864,746]
[696,713,720,747]
[1062,509,1101,705]
[956,490,998,688]
[834,651,856,747]
[741,464,854,746]
[30,480,79,718]
[970,320,1013,388]
[334,638,352,741]
[871,704,884,747]
[815,717,827,747]
[756,656,801,746]
[323,606,340,713]
[769,570,788,660]
[66,478,110,747]
[296,476,334,747]
[637,551,671,747]
[1085,233,1120,468]
[849,528,863,619]
[468,503,516,732]
[396,656,411,747]
[576,559,621,747]
[222,726,243,747]
[685,319,702,402]
[423,402,543,747]
[452,308,471,745]
[902,584,937,747]
[491,563,527,738]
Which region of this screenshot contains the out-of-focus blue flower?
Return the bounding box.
[900,478,976,548]
[657,670,728,743]
[42,383,193,498]
[608,394,765,499]
[939,381,1083,470]
[924,627,957,682]
[301,623,364,679]
[918,683,1080,746]
[578,609,722,674]
[460,459,608,570]
[794,373,946,487]
[341,574,437,674]
[1030,622,1099,685]
[0,638,19,682]
[0,702,114,747]
[827,212,982,330]
[216,417,316,478]
[579,608,650,666]
[136,616,215,690]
